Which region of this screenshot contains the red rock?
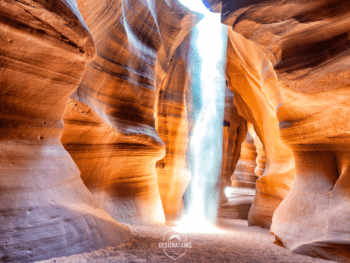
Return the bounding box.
[155,38,192,220]
[226,29,295,228]
[0,0,130,261]
[220,87,247,204]
[223,0,350,260]
[4,0,350,261]
[61,0,200,224]
[232,129,259,189]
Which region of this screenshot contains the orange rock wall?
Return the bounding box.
[5,0,350,262]
[223,0,350,260]
[226,29,295,228]
[232,131,258,189]
[61,0,200,224]
[155,38,192,220]
[0,1,131,261]
[219,87,247,203]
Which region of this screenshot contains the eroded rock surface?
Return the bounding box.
[61,0,200,224]
[62,98,165,224]
[4,0,350,262]
[226,29,295,228]
[0,1,130,261]
[155,37,192,220]
[223,0,350,261]
[232,130,259,189]
[219,87,247,204]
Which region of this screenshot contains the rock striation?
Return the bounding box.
[226,28,295,228]
[251,126,266,178]
[61,0,200,224]
[0,0,131,262]
[62,98,166,224]
[219,87,247,204]
[4,0,350,262]
[155,37,192,220]
[223,0,350,261]
[232,129,259,189]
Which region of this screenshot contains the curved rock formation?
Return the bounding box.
[231,122,266,189]
[0,1,130,261]
[62,98,165,224]
[219,87,247,204]
[232,130,259,189]
[155,37,192,220]
[226,28,295,228]
[61,0,199,224]
[223,0,350,261]
[5,0,350,261]
[252,126,266,178]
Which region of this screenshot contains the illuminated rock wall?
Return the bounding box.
[219,87,247,204]
[232,130,259,189]
[61,0,199,224]
[0,1,131,261]
[226,29,295,228]
[223,0,350,261]
[252,128,266,178]
[4,0,349,261]
[155,37,192,220]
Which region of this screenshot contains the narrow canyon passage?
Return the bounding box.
[2,0,350,262]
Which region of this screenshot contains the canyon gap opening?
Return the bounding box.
[175,0,228,233]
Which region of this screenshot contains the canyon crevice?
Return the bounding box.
[1,0,350,262]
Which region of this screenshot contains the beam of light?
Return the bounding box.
[174,2,227,234]
[224,186,233,198]
[177,0,211,14]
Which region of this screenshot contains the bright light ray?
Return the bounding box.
[177,0,211,14]
[174,2,228,234]
[224,186,233,198]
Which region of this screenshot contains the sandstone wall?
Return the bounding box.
[226,29,295,228]
[4,0,347,261]
[61,0,200,224]
[219,87,247,204]
[155,37,192,220]
[0,1,131,261]
[232,130,259,189]
[223,0,350,260]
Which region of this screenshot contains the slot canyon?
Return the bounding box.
[0,0,349,262]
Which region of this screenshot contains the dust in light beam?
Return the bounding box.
[174,0,228,234]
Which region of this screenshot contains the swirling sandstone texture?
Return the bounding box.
[155,36,193,220]
[61,0,199,224]
[219,87,247,204]
[251,126,266,178]
[223,0,350,261]
[0,0,131,262]
[226,28,295,228]
[231,129,259,189]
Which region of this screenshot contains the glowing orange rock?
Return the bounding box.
[0,0,130,261]
[251,127,266,178]
[226,29,295,228]
[232,129,259,189]
[61,0,199,224]
[62,98,165,224]
[220,87,247,204]
[155,38,192,220]
[223,0,350,260]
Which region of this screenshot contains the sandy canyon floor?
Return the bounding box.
[39,219,337,263]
